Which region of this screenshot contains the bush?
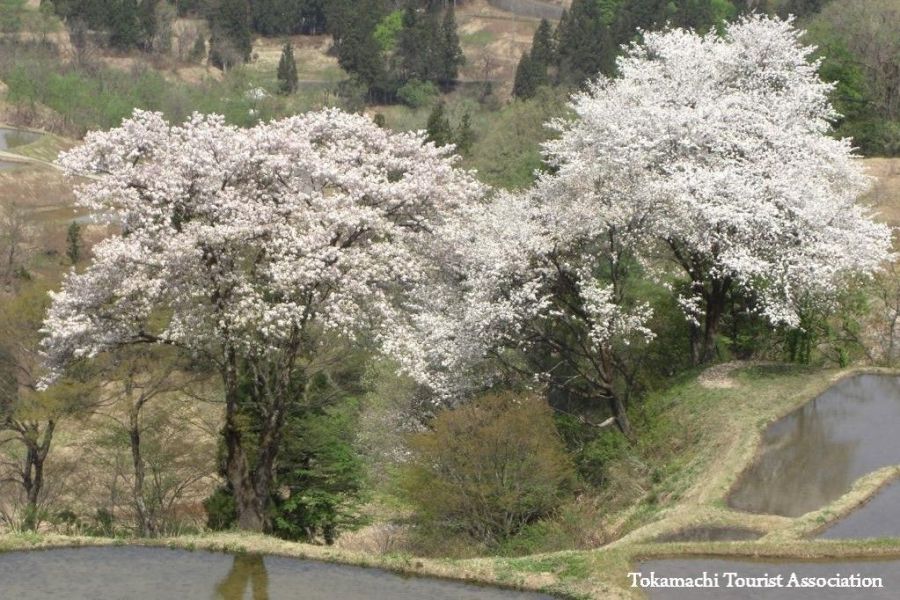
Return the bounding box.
[400,392,577,547]
[396,79,438,109]
[204,486,237,531]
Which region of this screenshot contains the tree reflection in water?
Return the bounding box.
[214,554,270,600]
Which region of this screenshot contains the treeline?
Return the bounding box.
[514,0,758,97]
[512,0,899,155]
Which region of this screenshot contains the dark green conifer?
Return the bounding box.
[277,41,299,94]
[437,3,464,88]
[425,100,453,147]
[208,0,252,70]
[530,18,555,67]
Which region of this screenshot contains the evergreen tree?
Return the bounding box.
[513,51,545,100]
[137,0,158,50]
[107,0,142,50]
[437,3,464,88]
[556,0,615,85]
[455,110,475,156]
[530,18,555,67]
[426,101,453,147]
[208,0,252,70]
[66,221,82,265]
[252,0,328,36]
[327,0,390,100]
[277,41,299,94]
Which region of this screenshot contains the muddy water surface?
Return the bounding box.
[819,479,900,539]
[728,374,900,517]
[0,546,553,600]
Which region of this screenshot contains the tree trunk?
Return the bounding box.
[223,391,269,532]
[20,420,54,531]
[128,407,156,537]
[221,360,285,533]
[690,278,731,366]
[606,392,635,442]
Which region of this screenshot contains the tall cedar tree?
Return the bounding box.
[397,1,463,88]
[530,18,555,66]
[437,4,464,88]
[327,0,390,99]
[514,18,554,99]
[556,0,615,85]
[512,51,547,100]
[277,41,299,94]
[208,0,252,70]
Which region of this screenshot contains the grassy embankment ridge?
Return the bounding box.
[3,365,900,599]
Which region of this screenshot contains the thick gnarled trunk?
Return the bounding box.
[221,356,293,533]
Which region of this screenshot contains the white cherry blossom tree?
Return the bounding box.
[388,15,893,438]
[387,180,656,439]
[549,15,893,364]
[41,109,484,531]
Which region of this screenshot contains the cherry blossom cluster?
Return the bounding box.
[42,109,484,381]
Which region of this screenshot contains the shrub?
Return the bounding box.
[396,79,438,109]
[400,392,577,547]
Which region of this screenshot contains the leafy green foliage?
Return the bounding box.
[400,393,577,547]
[465,88,568,189]
[0,0,27,33]
[373,9,403,53]
[396,79,437,108]
[270,375,367,543]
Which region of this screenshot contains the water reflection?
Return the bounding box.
[214,554,270,600]
[729,375,900,516]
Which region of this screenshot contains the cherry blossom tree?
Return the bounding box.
[387,15,893,438]
[549,15,893,364]
[386,180,656,439]
[41,109,484,531]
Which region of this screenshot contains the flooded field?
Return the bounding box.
[0,127,40,170]
[0,546,554,600]
[819,479,900,540]
[728,375,900,517]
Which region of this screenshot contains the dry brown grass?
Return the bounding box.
[864,158,900,230]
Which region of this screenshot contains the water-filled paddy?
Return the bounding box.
[0,127,40,151]
[0,127,40,170]
[818,479,900,539]
[0,546,553,600]
[728,374,900,517]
